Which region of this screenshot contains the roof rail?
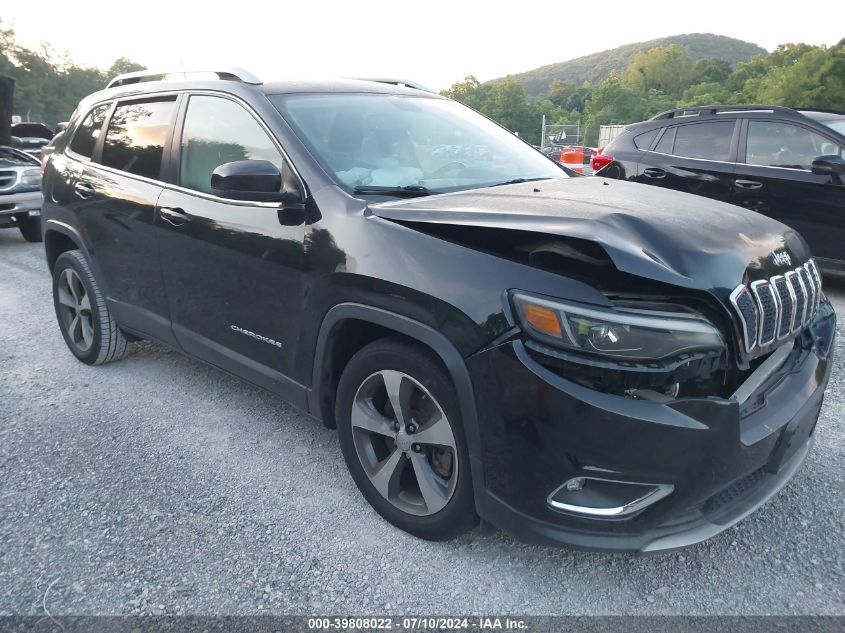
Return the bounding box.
[650,105,800,120]
[106,67,262,90]
[354,77,433,93]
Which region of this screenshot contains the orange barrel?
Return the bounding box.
[561,149,584,173]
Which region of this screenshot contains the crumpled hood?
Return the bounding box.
[370,177,810,293]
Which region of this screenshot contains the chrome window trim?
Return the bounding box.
[643,149,735,166]
[63,88,308,209]
[750,280,778,347]
[547,477,674,518]
[729,285,757,353]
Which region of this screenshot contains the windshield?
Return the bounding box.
[269,93,565,195]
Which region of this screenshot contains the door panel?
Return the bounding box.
[636,121,738,203]
[54,98,174,341]
[731,164,844,261]
[156,188,306,382]
[732,120,845,262]
[155,94,308,400]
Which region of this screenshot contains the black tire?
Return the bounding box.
[18,216,42,242]
[52,250,129,365]
[335,337,477,541]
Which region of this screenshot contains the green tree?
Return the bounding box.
[754,40,845,109]
[584,74,645,144]
[693,58,734,84]
[623,44,696,98]
[0,19,145,126]
[678,82,735,107]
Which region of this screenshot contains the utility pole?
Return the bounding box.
[540,114,546,150]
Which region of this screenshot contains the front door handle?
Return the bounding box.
[158,207,190,226]
[735,179,763,190]
[643,168,666,179]
[73,181,95,199]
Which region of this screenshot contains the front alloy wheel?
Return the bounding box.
[336,338,477,540]
[351,369,458,516]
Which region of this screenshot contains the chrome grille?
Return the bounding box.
[730,260,822,353]
[0,170,18,191]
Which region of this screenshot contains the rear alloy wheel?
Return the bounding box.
[52,250,128,365]
[336,338,477,540]
[57,267,95,352]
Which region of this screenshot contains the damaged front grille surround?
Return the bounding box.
[730,260,822,354]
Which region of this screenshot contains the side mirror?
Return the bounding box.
[811,155,845,176]
[211,160,303,205]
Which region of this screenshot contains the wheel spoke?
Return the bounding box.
[411,412,456,449]
[351,398,396,437]
[68,314,81,344]
[57,287,76,309]
[78,291,91,312]
[380,370,413,429]
[65,269,81,304]
[409,452,450,514]
[369,449,404,500]
[79,315,94,348]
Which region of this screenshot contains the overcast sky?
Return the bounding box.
[7,1,844,91]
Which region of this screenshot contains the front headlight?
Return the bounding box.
[20,168,41,188]
[512,291,724,361]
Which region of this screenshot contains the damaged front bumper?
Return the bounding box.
[468,301,836,552]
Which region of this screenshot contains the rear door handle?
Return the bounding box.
[158,207,190,226]
[643,168,666,179]
[73,181,95,199]
[735,179,763,190]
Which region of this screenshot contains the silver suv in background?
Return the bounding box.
[0,145,42,242]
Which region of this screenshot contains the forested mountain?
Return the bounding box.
[496,34,767,96]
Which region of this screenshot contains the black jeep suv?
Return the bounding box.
[41,71,836,552]
[595,105,845,272]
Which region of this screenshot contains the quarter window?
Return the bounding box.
[101,98,176,179]
[633,129,658,150]
[672,121,735,161]
[654,127,675,154]
[69,104,109,159]
[745,121,841,170]
[179,95,285,195]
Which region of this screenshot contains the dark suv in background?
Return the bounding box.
[41,71,836,552]
[595,105,845,272]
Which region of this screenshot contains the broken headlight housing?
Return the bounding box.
[512,291,725,362]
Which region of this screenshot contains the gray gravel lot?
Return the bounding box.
[0,228,843,617]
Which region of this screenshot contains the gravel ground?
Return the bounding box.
[0,228,843,617]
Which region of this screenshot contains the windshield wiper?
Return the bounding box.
[353,185,433,198]
[486,177,554,188]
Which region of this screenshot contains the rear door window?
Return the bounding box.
[745,121,842,170]
[101,98,176,180]
[672,121,735,161]
[69,104,110,159]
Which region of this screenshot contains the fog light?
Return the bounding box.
[547,477,673,519]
